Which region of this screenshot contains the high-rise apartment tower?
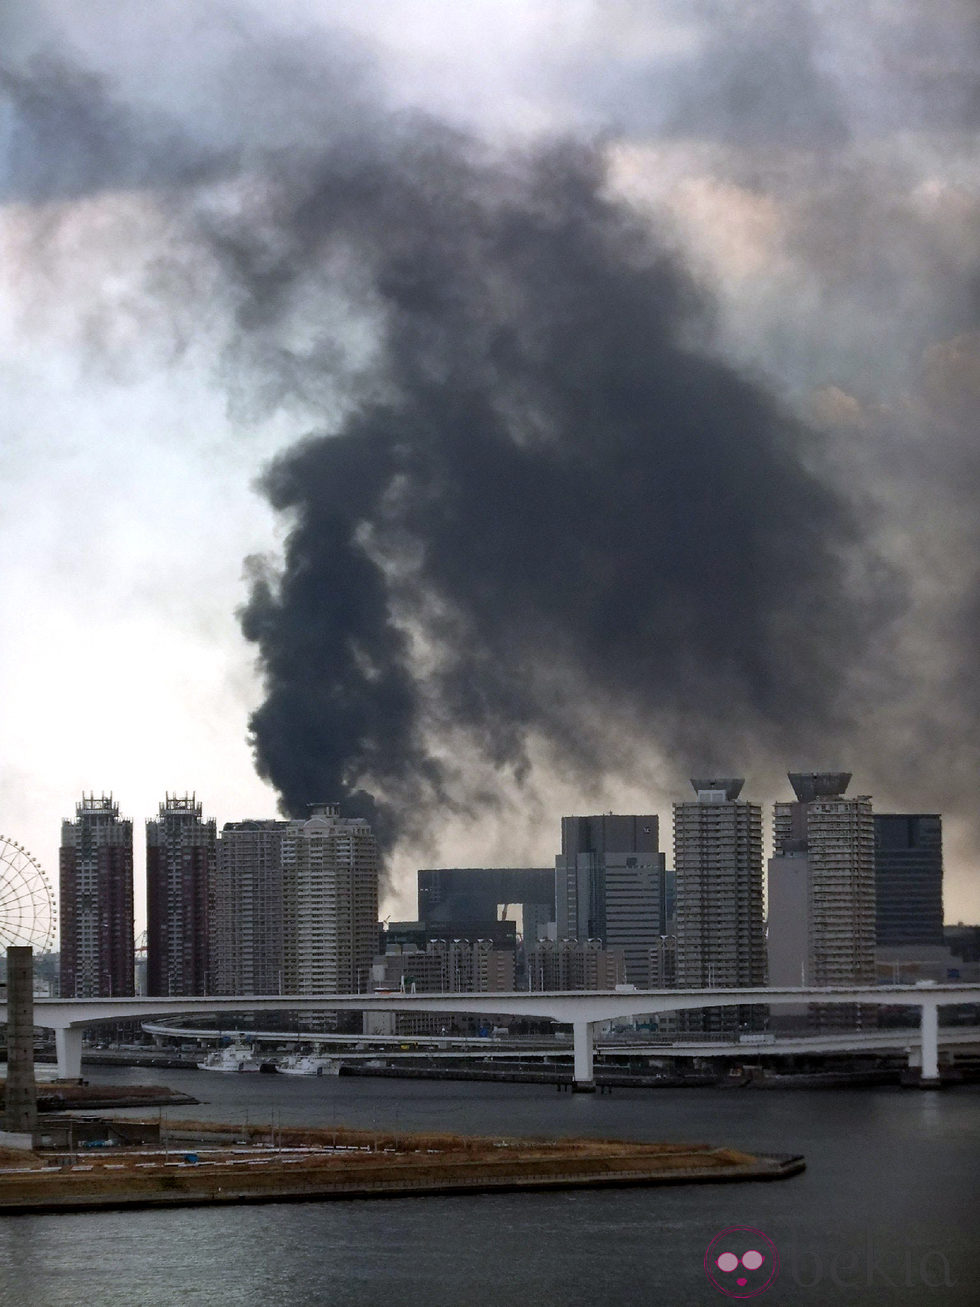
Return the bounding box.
[281,804,379,994]
[211,820,289,995]
[59,793,134,998]
[768,772,876,1024]
[672,778,765,1029]
[146,793,216,996]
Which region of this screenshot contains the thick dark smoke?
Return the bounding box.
[225,129,886,847]
[5,6,978,894]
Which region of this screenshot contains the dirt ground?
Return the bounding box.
[0,1119,788,1211]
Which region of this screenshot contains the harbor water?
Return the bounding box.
[2,1065,978,1306]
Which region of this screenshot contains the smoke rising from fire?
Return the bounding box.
[221,127,891,848]
[3,6,978,904]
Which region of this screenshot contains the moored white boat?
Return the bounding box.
[277,1052,342,1076]
[197,1045,266,1073]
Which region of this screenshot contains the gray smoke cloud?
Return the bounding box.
[3,4,979,896]
[588,0,850,149]
[0,59,232,203]
[222,126,889,848]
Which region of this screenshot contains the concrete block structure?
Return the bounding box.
[373,939,515,995]
[369,937,515,1034]
[3,946,37,1136]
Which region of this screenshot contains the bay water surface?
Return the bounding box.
[1,1064,977,1306]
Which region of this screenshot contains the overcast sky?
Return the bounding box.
[2,1,978,934]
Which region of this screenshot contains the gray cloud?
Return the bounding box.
[0,57,229,203]
[663,1,849,149]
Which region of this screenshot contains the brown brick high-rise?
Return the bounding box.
[59,793,134,998]
[146,793,216,996]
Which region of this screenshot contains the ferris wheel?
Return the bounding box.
[0,835,57,953]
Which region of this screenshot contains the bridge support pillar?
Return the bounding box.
[572,1020,596,1092]
[55,1027,83,1080]
[918,1002,940,1088]
[4,946,38,1135]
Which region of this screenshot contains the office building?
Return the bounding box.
[59,793,134,998]
[673,779,765,1030]
[418,867,554,938]
[555,814,666,986]
[210,806,380,997]
[211,820,289,995]
[649,932,677,987]
[768,772,876,1026]
[939,925,980,984]
[874,814,943,947]
[386,918,518,953]
[522,899,556,947]
[281,804,379,994]
[372,944,447,994]
[528,938,625,991]
[945,924,980,966]
[427,937,516,993]
[368,937,514,1036]
[374,933,515,993]
[146,793,216,996]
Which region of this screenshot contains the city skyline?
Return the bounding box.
[4,4,979,931]
[35,771,967,945]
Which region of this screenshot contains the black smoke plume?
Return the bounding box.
[225,128,886,847]
[18,18,967,864]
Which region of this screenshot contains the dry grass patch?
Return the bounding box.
[0,1146,45,1168]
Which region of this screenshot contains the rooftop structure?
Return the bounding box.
[418,867,554,928]
[787,771,852,802]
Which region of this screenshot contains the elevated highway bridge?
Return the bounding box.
[135,1021,980,1066]
[5,984,978,1089]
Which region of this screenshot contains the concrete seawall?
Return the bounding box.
[0,1152,805,1214]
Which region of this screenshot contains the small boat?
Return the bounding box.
[277,1052,342,1077]
[197,1045,266,1073]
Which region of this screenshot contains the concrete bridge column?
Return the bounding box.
[919,1002,940,1087]
[55,1027,83,1080]
[4,946,38,1136]
[572,1020,595,1092]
